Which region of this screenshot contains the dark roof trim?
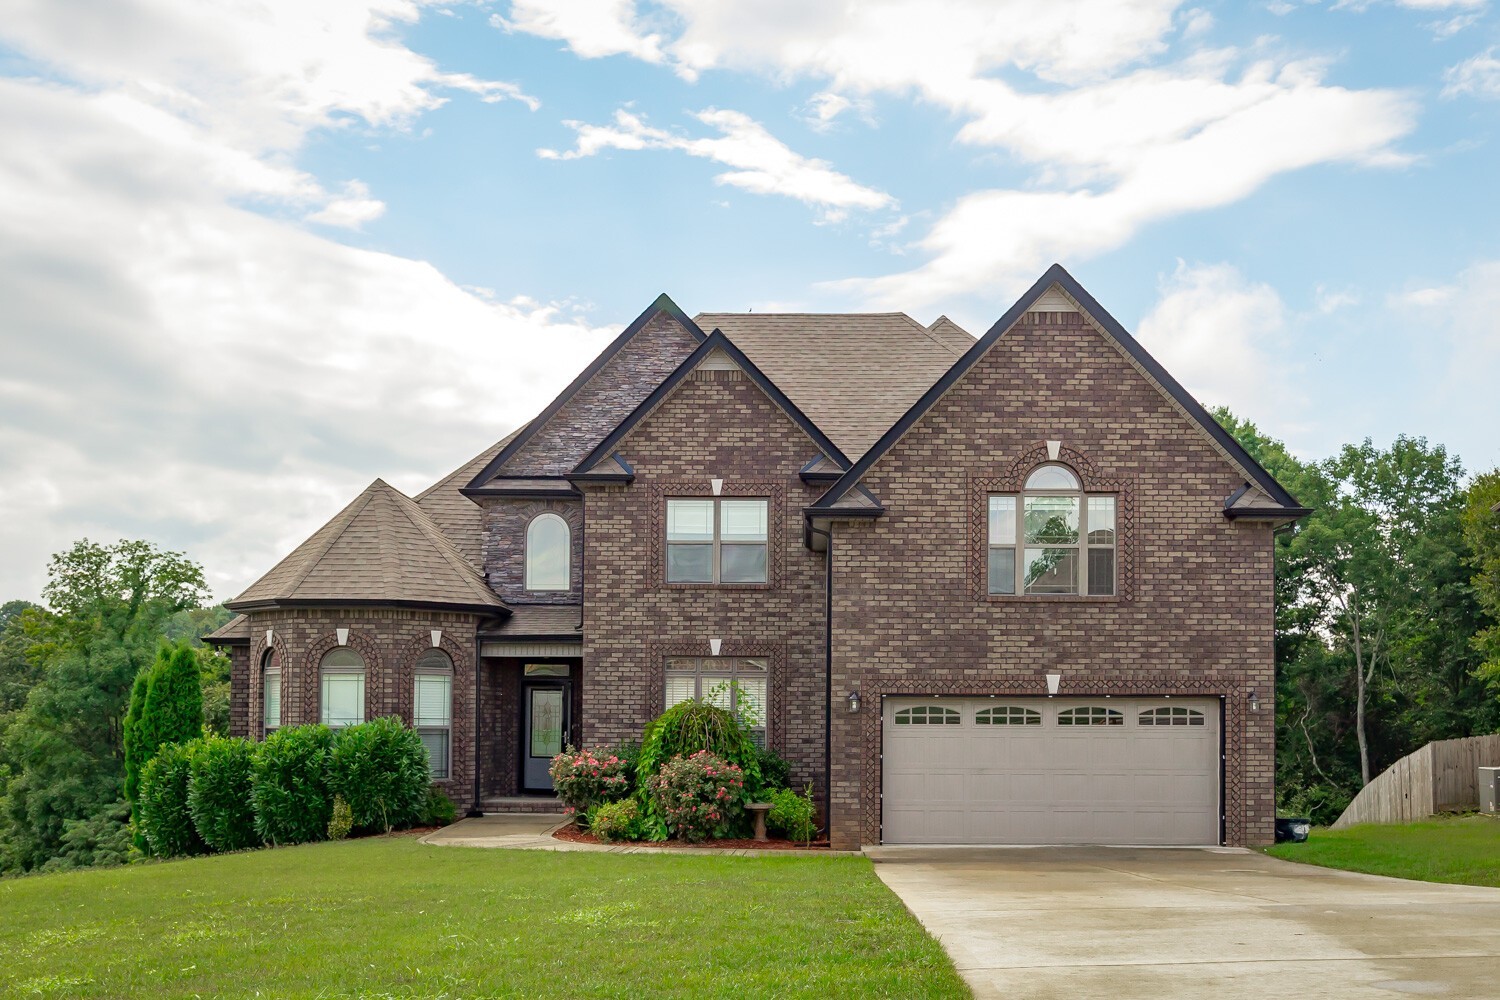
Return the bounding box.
[799,455,843,484]
[802,485,887,520]
[478,631,585,642]
[571,452,636,484]
[203,635,250,647]
[460,483,583,499]
[465,294,707,490]
[570,328,852,478]
[812,264,1304,514]
[222,598,508,616]
[1225,506,1314,521]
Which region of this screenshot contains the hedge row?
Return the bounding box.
[137,717,449,858]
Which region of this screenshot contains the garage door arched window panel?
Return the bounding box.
[1139,705,1205,727]
[413,649,453,779]
[1057,705,1123,726]
[260,647,281,738]
[319,647,366,730]
[893,704,961,726]
[664,657,767,746]
[987,464,1116,597]
[975,705,1041,726]
[525,512,571,592]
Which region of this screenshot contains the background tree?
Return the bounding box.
[1461,470,1500,692]
[0,539,207,873]
[139,643,205,758]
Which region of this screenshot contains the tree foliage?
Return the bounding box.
[1460,470,1500,690]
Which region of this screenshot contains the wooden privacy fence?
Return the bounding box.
[1333,734,1500,828]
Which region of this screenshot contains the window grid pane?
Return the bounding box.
[263,670,281,733]
[667,499,714,540]
[321,673,365,729]
[414,673,451,728]
[665,498,770,585]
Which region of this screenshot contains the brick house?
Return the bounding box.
[208,264,1306,850]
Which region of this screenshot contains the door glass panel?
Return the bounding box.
[529,689,564,758]
[523,663,570,677]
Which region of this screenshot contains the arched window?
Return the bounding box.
[413,649,453,779]
[320,647,366,729]
[261,647,281,738]
[988,463,1116,596]
[525,513,571,591]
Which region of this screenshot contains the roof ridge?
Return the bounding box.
[695,311,915,318]
[387,487,498,605]
[279,483,378,600]
[903,312,966,358]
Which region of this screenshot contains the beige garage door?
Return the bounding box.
[882,697,1220,845]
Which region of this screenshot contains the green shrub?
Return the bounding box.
[122,671,149,812]
[422,787,457,827]
[187,735,260,853]
[767,785,817,843]
[550,747,632,817]
[605,739,641,786]
[589,798,645,842]
[328,717,428,833]
[754,746,792,793]
[636,701,762,796]
[140,643,204,755]
[327,796,353,840]
[647,750,747,842]
[251,724,334,846]
[138,739,207,857]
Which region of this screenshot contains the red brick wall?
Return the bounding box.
[826,311,1277,849]
[238,607,486,814]
[580,369,831,804]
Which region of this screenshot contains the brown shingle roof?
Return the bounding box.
[227,479,505,613]
[414,429,522,565]
[483,604,583,638]
[203,613,251,644]
[697,312,970,460]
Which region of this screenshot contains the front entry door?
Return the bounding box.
[521,682,569,791]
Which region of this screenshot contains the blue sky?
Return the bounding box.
[1,0,1497,602]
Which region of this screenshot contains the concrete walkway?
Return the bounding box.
[421,815,855,856]
[870,846,1500,1000]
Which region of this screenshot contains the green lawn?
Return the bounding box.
[1265,815,1500,887]
[0,835,968,999]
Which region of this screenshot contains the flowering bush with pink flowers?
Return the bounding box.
[549,747,632,817]
[646,750,746,842]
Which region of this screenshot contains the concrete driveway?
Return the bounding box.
[868,846,1500,1000]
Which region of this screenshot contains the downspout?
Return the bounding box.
[808,521,834,840]
[468,627,484,818]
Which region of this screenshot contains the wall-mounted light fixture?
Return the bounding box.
[1045,672,1062,696]
[1249,688,1260,712]
[847,691,862,714]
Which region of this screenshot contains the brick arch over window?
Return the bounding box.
[302,630,383,726]
[969,441,1136,602]
[393,632,470,722]
[249,631,290,736]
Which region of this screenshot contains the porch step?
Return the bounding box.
[480,796,566,815]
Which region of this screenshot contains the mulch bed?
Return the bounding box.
[553,825,830,851]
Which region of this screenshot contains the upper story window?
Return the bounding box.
[261,647,281,738]
[525,512,571,591]
[320,647,366,730]
[988,464,1116,597]
[666,498,768,584]
[413,649,453,780]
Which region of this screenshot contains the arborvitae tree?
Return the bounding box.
[122,667,150,842]
[140,643,204,759]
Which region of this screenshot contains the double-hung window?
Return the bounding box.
[320,648,366,729]
[261,648,281,739]
[413,650,453,780]
[664,657,768,746]
[666,498,768,584]
[988,465,1116,596]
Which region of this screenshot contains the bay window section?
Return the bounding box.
[319,648,365,729]
[413,649,453,780]
[666,498,768,584]
[261,647,281,738]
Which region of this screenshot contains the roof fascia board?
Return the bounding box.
[465,294,707,490]
[813,263,1303,513]
[570,329,852,478]
[222,597,508,616]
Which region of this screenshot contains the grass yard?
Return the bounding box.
[1265,814,1500,887]
[0,835,968,999]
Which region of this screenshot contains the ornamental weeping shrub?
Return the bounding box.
[636,702,763,797]
[754,746,792,793]
[138,739,207,858]
[767,785,817,843]
[187,735,261,852]
[250,724,334,846]
[550,747,632,817]
[647,750,747,842]
[328,717,428,833]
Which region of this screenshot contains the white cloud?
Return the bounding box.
[539,107,895,221]
[1443,47,1500,98]
[1135,262,1296,420]
[502,1,1416,309]
[799,91,877,132]
[0,4,602,603]
[1315,286,1360,313]
[1426,12,1483,35]
[491,0,667,65]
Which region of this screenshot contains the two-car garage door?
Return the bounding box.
[882,697,1220,845]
